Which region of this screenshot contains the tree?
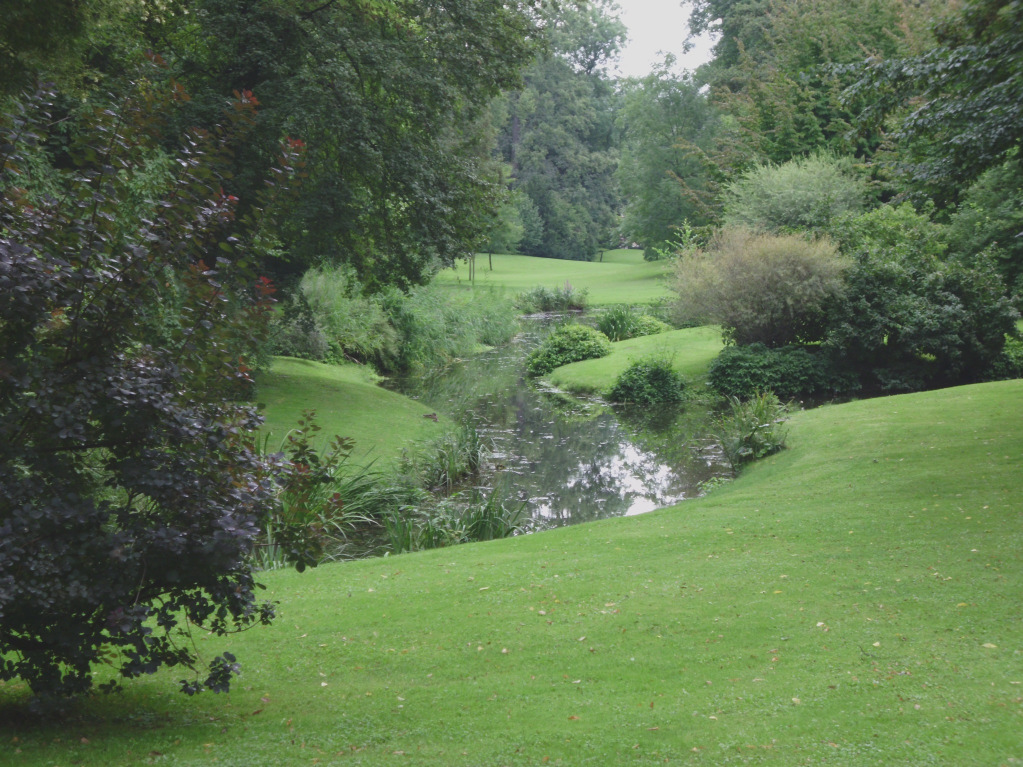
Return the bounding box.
[689,0,926,169]
[616,60,721,259]
[0,80,300,700]
[161,0,545,289]
[947,161,1023,297]
[846,0,1023,204]
[498,0,625,260]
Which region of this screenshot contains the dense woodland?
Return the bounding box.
[1,0,1021,701]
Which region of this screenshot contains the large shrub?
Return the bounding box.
[708,343,859,400]
[723,153,867,235]
[379,285,518,373]
[672,227,848,347]
[299,264,398,365]
[826,204,1019,392]
[607,358,688,405]
[526,324,613,376]
[0,84,299,699]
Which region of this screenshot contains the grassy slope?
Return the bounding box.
[5,380,1022,766]
[549,325,724,395]
[256,357,450,466]
[434,249,672,306]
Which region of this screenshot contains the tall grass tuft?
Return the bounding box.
[516,282,589,313]
[713,392,789,473]
[398,421,490,494]
[383,486,526,554]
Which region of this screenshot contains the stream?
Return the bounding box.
[389,317,731,531]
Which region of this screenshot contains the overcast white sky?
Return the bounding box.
[612,0,716,79]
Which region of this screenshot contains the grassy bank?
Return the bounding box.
[256,357,450,466]
[549,325,724,395]
[434,250,672,306]
[4,379,1021,765]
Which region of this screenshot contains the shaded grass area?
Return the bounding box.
[434,250,672,306]
[549,325,724,395]
[4,379,1022,765]
[256,357,450,467]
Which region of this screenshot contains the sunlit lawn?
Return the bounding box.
[549,325,724,395]
[434,250,672,306]
[4,379,1022,766]
[256,356,451,467]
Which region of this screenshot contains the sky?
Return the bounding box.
[612,0,716,79]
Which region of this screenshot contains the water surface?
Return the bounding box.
[389,319,729,530]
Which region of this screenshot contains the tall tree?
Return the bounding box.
[845,0,1023,207]
[616,60,721,258]
[689,0,929,169]
[498,0,626,260]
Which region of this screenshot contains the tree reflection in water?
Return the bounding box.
[387,318,730,530]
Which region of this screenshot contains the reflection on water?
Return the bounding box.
[387,319,729,530]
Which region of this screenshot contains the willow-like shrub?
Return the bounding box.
[672,227,848,347]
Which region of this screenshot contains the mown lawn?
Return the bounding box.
[3,379,1021,766]
[549,325,724,395]
[256,356,451,467]
[434,250,672,306]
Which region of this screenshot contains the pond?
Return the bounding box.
[388,317,731,531]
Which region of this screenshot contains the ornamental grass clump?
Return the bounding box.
[713,392,789,473]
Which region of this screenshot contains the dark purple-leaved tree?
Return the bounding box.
[0,76,304,701]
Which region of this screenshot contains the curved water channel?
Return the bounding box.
[389,317,731,531]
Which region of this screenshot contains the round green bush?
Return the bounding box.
[707,343,858,400]
[632,314,671,337]
[526,324,612,376]
[607,357,688,405]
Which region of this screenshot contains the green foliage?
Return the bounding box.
[595,305,670,341]
[947,160,1023,297]
[280,266,518,373]
[708,343,859,400]
[988,334,1023,380]
[525,324,613,377]
[398,423,490,495]
[299,265,397,365]
[692,0,918,166]
[723,153,867,234]
[616,63,721,256]
[516,283,589,313]
[385,487,525,554]
[606,358,688,405]
[713,392,789,473]
[826,204,1020,391]
[379,285,518,373]
[256,412,398,570]
[0,82,301,700]
[672,227,848,347]
[847,0,1023,204]
[497,2,624,261]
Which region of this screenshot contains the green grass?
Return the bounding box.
[435,250,672,306]
[549,325,724,395]
[4,379,1022,765]
[256,357,450,466]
